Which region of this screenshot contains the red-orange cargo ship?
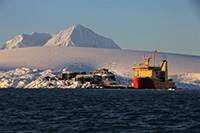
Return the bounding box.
[132,51,176,89]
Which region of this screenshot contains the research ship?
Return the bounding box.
[132,51,176,89]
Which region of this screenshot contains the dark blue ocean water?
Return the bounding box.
[0,88,200,132]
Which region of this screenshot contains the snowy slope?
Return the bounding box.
[173,73,200,89]
[3,32,52,49]
[0,46,199,77]
[44,24,121,49]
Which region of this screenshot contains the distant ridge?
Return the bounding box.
[3,32,52,49]
[3,24,121,49]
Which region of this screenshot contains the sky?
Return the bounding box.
[0,0,199,56]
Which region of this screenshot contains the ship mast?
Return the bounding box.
[152,50,157,67]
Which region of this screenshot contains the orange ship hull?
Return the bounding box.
[132,77,176,89]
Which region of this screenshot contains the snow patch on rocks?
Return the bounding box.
[0,68,200,89]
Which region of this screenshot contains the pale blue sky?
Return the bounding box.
[0,0,199,55]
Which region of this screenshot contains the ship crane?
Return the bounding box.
[141,50,157,67]
[142,55,151,66]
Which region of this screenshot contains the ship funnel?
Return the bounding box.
[160,60,168,81]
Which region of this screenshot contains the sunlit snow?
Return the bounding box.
[3,32,52,49]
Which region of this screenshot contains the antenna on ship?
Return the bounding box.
[152,50,157,67]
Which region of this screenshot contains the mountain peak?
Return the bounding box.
[30,32,38,35]
[44,24,121,49]
[69,24,85,32]
[74,24,82,27]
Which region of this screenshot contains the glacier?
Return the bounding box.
[1,46,199,75]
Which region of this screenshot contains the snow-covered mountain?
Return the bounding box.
[44,24,121,49]
[3,24,121,49]
[3,32,52,49]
